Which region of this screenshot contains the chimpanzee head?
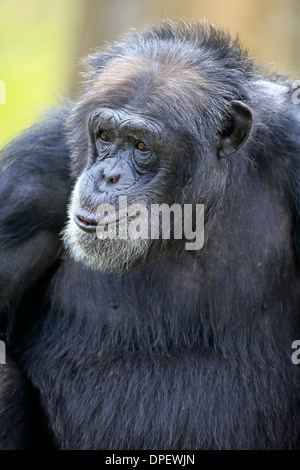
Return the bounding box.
[63,21,253,272]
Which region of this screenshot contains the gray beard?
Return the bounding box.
[62,216,150,273]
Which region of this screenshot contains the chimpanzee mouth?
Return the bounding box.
[74,214,98,232]
[74,210,134,233]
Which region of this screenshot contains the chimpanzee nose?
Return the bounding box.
[102,171,120,184]
[100,161,122,184]
[93,159,135,191]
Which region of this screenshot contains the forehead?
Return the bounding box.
[90,56,205,112]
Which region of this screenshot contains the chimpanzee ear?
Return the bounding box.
[217,101,253,158]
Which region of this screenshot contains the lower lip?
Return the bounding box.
[74,214,97,233]
[74,214,131,233]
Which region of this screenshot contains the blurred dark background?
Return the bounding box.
[1,0,300,145]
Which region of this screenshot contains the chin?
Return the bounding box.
[62,212,150,273]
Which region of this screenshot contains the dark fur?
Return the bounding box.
[0,21,300,449]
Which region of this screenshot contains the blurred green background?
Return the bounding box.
[1,0,300,146]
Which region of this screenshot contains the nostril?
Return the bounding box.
[100,171,120,184]
[99,163,122,184]
[109,175,120,184]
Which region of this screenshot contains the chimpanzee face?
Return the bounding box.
[63,56,252,272]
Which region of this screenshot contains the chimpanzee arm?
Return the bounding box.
[0,105,72,312]
[0,355,43,449]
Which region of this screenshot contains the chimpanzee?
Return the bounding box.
[0,20,300,450]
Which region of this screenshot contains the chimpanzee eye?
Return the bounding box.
[99,130,111,142]
[133,140,155,168]
[135,140,150,152]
